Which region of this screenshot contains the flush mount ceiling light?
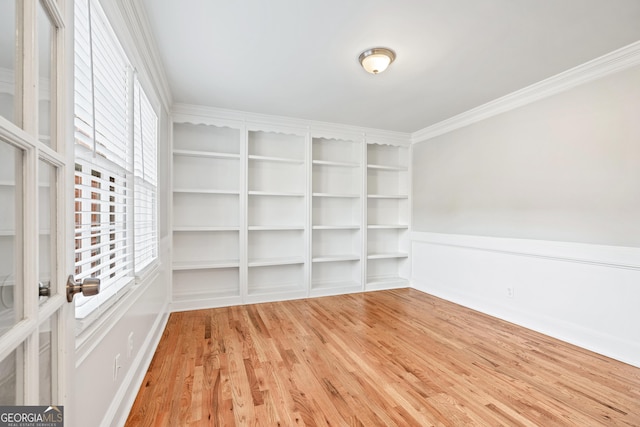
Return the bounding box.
[358,47,396,74]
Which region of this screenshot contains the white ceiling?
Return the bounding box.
[141,0,640,133]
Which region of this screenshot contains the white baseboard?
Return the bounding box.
[411,232,640,368]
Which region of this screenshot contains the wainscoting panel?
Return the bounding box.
[411,232,640,368]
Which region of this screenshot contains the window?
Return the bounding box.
[73,0,158,319]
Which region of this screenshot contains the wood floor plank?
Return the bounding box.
[125,289,640,426]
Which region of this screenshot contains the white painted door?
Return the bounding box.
[0,0,75,418]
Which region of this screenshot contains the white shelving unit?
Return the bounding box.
[171,122,242,305]
[170,110,410,310]
[247,130,307,300]
[310,137,363,296]
[366,143,410,289]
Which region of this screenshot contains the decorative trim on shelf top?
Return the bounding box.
[412,40,640,144]
[172,103,411,147]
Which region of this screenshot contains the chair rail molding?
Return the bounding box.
[410,232,640,271]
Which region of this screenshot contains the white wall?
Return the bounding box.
[74,247,170,427]
[411,60,640,367]
[412,65,640,247]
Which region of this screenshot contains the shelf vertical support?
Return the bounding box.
[304,128,312,297]
[361,134,368,291]
[239,122,248,301]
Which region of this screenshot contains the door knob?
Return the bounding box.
[66,275,101,302]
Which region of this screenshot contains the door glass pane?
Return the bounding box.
[0,140,23,338]
[39,316,55,405]
[0,0,17,124]
[0,346,23,405]
[37,1,54,147]
[39,160,56,304]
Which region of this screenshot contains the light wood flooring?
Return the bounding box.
[125,288,640,426]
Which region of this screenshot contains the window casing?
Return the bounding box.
[73,0,158,319]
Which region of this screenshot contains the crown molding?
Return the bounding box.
[412,40,640,144]
[113,0,173,112]
[172,103,412,146]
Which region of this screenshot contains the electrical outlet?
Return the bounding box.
[127,332,134,358]
[507,287,514,298]
[114,353,121,381]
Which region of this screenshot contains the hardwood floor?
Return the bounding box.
[125,289,640,426]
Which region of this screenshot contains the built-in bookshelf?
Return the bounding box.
[310,137,363,295]
[247,130,307,300]
[170,109,410,310]
[171,122,242,304]
[366,143,410,289]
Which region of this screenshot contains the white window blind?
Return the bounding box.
[73,0,93,151]
[74,0,158,319]
[133,79,158,273]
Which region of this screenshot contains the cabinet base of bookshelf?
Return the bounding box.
[171,291,242,312]
[169,281,411,312]
[245,289,308,305]
[365,277,409,291]
[310,283,362,298]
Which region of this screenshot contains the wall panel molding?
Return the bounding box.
[410,232,640,368]
[411,232,640,271]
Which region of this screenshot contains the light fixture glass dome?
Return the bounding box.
[359,48,396,74]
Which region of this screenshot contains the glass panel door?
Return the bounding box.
[0,346,22,405]
[0,1,17,124]
[0,138,24,404]
[38,159,57,304]
[38,315,55,405]
[37,0,54,147]
[0,141,23,338]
